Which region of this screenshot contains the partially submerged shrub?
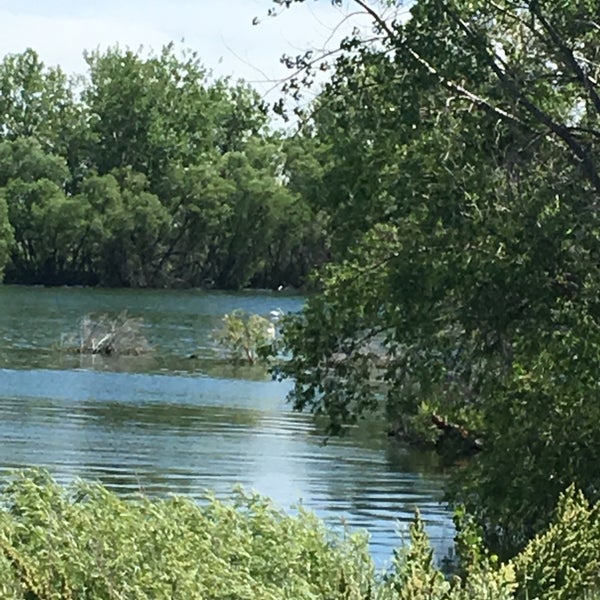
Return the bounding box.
[212,309,277,364]
[62,312,151,356]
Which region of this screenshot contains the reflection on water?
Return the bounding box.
[0,285,454,566]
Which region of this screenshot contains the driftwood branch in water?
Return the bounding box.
[62,313,152,356]
[431,414,483,456]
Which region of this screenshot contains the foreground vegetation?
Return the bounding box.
[0,471,597,599]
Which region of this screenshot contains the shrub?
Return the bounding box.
[212,309,276,364]
[0,470,373,599]
[0,472,599,599]
[61,312,151,356]
[512,486,600,600]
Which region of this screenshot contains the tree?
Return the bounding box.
[0,49,90,192]
[0,196,13,280]
[213,136,316,289]
[0,138,83,284]
[273,0,600,554]
[0,44,325,289]
[0,50,80,152]
[78,44,321,289]
[73,169,171,286]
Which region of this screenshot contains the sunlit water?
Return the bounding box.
[0,285,454,567]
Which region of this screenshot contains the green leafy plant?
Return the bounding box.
[0,46,326,288]
[0,470,374,600]
[272,0,600,556]
[212,309,277,364]
[0,472,598,599]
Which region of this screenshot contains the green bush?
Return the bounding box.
[0,472,599,599]
[512,486,600,600]
[0,470,373,599]
[212,309,276,364]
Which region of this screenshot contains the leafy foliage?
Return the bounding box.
[212,309,277,364]
[0,472,598,599]
[0,471,374,599]
[272,0,600,556]
[0,45,326,289]
[512,486,600,600]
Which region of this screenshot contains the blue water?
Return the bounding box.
[0,285,454,567]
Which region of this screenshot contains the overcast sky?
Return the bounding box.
[0,0,384,102]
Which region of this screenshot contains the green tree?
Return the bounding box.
[82,45,269,188]
[0,50,80,152]
[72,169,171,286]
[0,197,13,280]
[0,49,90,191]
[0,138,85,283]
[214,137,313,289]
[274,0,600,554]
[0,44,323,289]
[78,44,319,289]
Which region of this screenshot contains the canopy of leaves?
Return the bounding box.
[0,45,327,289]
[275,0,600,555]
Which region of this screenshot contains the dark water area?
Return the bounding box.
[0,285,454,567]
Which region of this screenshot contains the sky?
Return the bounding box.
[0,0,387,103]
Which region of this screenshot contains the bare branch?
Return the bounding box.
[263,37,383,98]
[351,0,396,38]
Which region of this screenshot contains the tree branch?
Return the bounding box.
[439,0,600,194]
[527,1,600,116]
[352,0,529,126]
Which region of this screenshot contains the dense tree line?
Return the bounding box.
[0,46,327,289]
[273,0,600,561]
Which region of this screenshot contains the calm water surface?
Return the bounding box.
[0,285,454,566]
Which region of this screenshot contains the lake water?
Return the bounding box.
[0,285,454,567]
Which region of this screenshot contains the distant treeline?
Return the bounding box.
[0,46,327,289]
